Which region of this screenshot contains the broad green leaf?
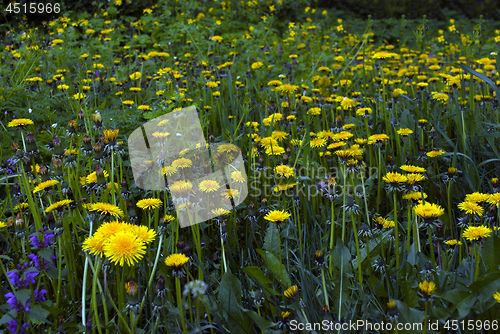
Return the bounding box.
[241,308,275,330]
[242,266,273,287]
[263,224,280,258]
[219,272,253,333]
[482,234,500,270]
[438,289,477,319]
[27,304,51,324]
[256,249,291,287]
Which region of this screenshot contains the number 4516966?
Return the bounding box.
[5,3,61,14]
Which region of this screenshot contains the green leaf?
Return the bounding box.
[395,300,425,325]
[241,308,275,330]
[219,272,253,333]
[438,289,477,319]
[242,266,273,287]
[256,249,291,287]
[482,234,500,270]
[27,304,51,324]
[15,289,32,305]
[458,64,500,103]
[0,310,17,326]
[263,224,280,258]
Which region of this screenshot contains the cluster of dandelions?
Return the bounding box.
[82,221,156,266]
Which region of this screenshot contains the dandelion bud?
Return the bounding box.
[93,112,102,128]
[77,110,85,129]
[11,142,19,152]
[53,158,63,177]
[25,132,38,154]
[125,279,138,296]
[155,275,166,298]
[52,135,64,156]
[93,142,102,161]
[387,300,399,320]
[67,120,77,134]
[314,250,325,267]
[53,158,62,168]
[38,164,48,178]
[95,165,107,185]
[492,177,499,186]
[15,212,24,226]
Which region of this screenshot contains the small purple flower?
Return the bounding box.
[7,270,20,286]
[29,227,55,249]
[28,253,54,270]
[8,320,19,333]
[34,288,47,303]
[24,269,38,286]
[5,291,29,312]
[5,292,18,310]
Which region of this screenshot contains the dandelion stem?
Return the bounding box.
[350,211,363,286]
[176,277,187,334]
[82,220,93,326]
[394,192,400,270]
[474,243,480,281]
[133,235,164,328]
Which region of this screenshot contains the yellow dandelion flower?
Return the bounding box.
[129,72,142,80]
[383,172,408,184]
[163,214,176,223]
[94,221,130,239]
[414,202,445,219]
[169,180,194,196]
[400,165,426,173]
[457,201,484,216]
[45,199,73,213]
[264,210,291,223]
[89,203,124,218]
[198,180,221,193]
[487,193,500,207]
[397,128,413,136]
[406,173,426,185]
[136,198,162,210]
[493,292,500,304]
[13,203,30,212]
[462,225,492,241]
[231,171,246,183]
[284,285,298,299]
[8,118,34,127]
[104,231,146,266]
[82,235,107,257]
[465,192,490,204]
[274,165,294,178]
[171,158,193,169]
[162,165,178,176]
[165,253,189,268]
[402,192,428,201]
[33,180,59,194]
[419,281,436,296]
[310,137,327,148]
[132,225,156,244]
[426,149,445,158]
[444,239,462,246]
